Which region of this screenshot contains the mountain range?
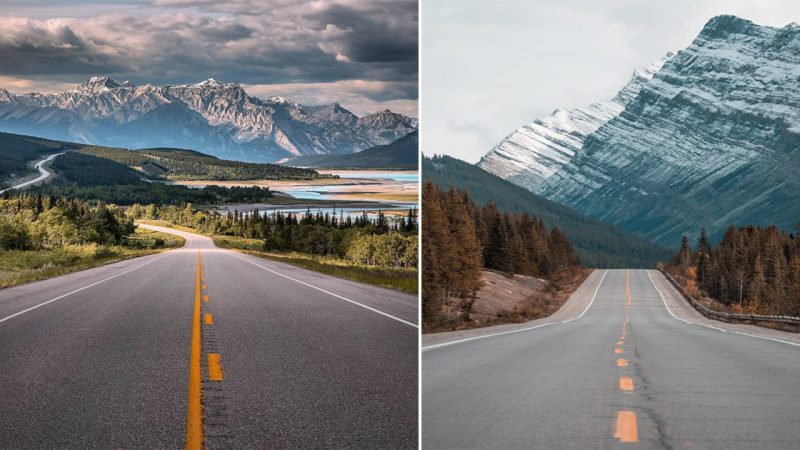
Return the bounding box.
[0,77,417,162]
[478,15,800,246]
[279,130,418,169]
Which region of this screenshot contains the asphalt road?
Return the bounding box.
[422,269,800,449]
[0,225,418,449]
[0,152,62,194]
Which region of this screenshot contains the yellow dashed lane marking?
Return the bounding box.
[208,353,224,381]
[617,340,624,346]
[615,348,625,354]
[203,295,209,303]
[204,313,214,325]
[619,376,634,392]
[615,411,638,443]
[617,358,628,367]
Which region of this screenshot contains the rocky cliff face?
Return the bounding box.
[0,77,416,162]
[478,55,671,187]
[480,15,800,246]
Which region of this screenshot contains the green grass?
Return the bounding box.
[0,227,184,289]
[139,221,417,294]
[213,235,417,294]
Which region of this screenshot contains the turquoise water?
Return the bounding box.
[283,170,418,201]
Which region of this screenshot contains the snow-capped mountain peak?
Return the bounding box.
[80,76,122,92]
[194,77,225,88]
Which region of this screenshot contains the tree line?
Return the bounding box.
[668,225,800,316]
[0,194,132,250]
[422,181,580,327]
[128,203,418,269]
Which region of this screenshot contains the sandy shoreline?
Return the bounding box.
[173,173,418,204]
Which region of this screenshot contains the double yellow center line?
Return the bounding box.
[186,253,203,449]
[185,251,225,450]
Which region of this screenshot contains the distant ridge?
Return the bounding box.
[280,130,417,169]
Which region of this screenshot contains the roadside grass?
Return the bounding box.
[139,220,417,294]
[0,227,183,289]
[214,235,417,294]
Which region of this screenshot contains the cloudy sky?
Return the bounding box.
[0,0,418,117]
[423,0,800,163]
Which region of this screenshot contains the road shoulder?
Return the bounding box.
[422,269,604,349]
[648,269,800,346]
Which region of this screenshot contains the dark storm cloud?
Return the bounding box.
[310,2,418,63]
[0,1,418,111]
[0,20,123,74]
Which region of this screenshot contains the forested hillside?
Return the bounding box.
[423,182,580,328]
[80,146,327,180]
[667,225,800,317]
[423,155,670,268]
[28,152,275,205]
[0,132,80,184]
[281,131,418,169]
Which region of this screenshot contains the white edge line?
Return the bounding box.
[647,270,800,348]
[561,269,609,324]
[423,269,610,352]
[422,322,555,352]
[225,252,418,329]
[0,253,171,325]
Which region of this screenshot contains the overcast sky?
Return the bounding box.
[0,0,418,117]
[422,0,800,163]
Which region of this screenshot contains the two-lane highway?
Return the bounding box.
[422,269,800,449]
[0,224,418,449]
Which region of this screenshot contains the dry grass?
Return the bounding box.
[427,267,591,333]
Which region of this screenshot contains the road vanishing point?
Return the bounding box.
[422,269,800,449]
[0,224,418,449]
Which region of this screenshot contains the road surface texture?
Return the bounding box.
[0,224,418,449]
[423,269,800,449]
[0,152,62,194]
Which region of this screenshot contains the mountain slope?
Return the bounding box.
[0,132,82,185]
[479,15,800,247]
[0,77,417,163]
[280,130,418,169]
[423,155,671,268]
[478,54,672,187]
[79,146,326,181]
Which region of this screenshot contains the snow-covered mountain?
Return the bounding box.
[0,77,417,162]
[478,54,672,186]
[479,15,800,246]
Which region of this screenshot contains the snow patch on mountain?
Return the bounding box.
[478,53,672,187]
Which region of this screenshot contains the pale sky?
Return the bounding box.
[421,0,800,162]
